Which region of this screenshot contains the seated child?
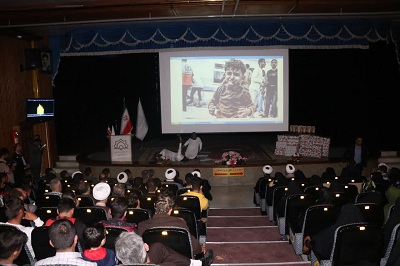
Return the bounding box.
[82,223,117,266]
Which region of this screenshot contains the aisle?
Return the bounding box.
[206,207,309,266]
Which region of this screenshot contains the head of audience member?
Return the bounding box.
[45,168,56,176]
[98,173,107,183]
[285,164,296,178]
[309,174,323,187]
[60,170,70,181]
[115,232,147,264]
[9,187,27,202]
[113,184,126,198]
[145,179,157,193]
[389,167,400,187]
[101,168,111,178]
[0,225,28,265]
[184,173,194,188]
[316,187,334,204]
[294,169,307,182]
[110,196,129,220]
[72,171,83,184]
[191,176,203,193]
[84,167,93,178]
[133,176,144,189]
[165,168,178,183]
[192,169,201,178]
[93,182,111,203]
[127,192,140,208]
[57,198,76,218]
[0,147,10,160]
[274,171,290,187]
[321,167,337,181]
[155,191,175,215]
[141,170,151,183]
[62,190,79,207]
[78,181,91,195]
[148,169,155,179]
[48,219,78,252]
[124,169,133,180]
[153,178,162,189]
[4,196,25,223]
[20,183,33,198]
[50,178,62,193]
[0,172,9,188]
[83,223,106,250]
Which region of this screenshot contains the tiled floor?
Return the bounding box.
[210,185,255,209]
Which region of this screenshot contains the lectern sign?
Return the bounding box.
[110,135,132,163]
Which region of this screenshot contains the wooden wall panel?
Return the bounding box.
[0,34,57,173]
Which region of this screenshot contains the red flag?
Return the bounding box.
[120,99,133,135]
[107,126,111,136]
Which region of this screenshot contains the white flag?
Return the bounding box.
[111,125,115,136]
[135,98,148,141]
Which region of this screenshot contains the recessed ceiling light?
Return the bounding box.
[17,35,22,39]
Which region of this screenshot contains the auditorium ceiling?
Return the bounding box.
[1,0,400,38]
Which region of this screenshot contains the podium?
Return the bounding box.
[109,135,132,163]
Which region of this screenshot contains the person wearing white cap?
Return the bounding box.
[162,168,183,189]
[254,165,273,206]
[285,164,295,178]
[93,182,112,219]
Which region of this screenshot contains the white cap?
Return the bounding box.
[192,170,201,178]
[286,164,295,174]
[165,168,177,180]
[72,171,82,179]
[378,163,388,169]
[93,182,111,201]
[117,172,128,184]
[263,165,273,174]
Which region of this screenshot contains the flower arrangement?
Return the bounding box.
[215,151,247,165]
[289,152,302,162]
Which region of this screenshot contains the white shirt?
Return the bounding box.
[184,137,202,159]
[159,143,184,162]
[34,252,97,266]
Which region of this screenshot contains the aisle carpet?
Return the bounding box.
[206,207,309,265]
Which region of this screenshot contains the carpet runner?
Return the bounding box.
[206,207,309,265]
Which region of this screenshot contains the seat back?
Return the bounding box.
[104,226,129,251]
[176,187,194,196]
[31,226,56,261]
[302,204,341,240]
[285,194,315,234]
[330,223,383,265]
[76,195,95,207]
[272,186,288,222]
[0,224,36,266]
[304,186,323,201]
[161,183,179,195]
[381,223,400,266]
[36,194,61,208]
[74,207,108,226]
[343,184,359,203]
[140,194,157,216]
[354,202,384,227]
[171,207,198,238]
[331,192,351,209]
[125,208,151,224]
[142,226,193,259]
[126,187,143,197]
[175,195,201,220]
[35,207,58,222]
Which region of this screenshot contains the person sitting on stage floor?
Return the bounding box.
[137,191,204,257]
[101,196,136,232]
[162,168,184,189]
[184,132,202,160]
[0,224,28,266]
[192,169,212,201]
[181,176,209,213]
[82,223,117,266]
[35,219,97,266]
[45,198,87,249]
[93,182,112,219]
[115,231,214,266]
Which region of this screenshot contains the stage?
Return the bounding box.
[77,133,377,186]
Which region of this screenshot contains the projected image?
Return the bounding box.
[160,49,288,133]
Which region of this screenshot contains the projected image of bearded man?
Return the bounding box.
[208,59,255,118]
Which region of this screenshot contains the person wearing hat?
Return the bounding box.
[93,182,112,219]
[285,164,296,179]
[162,168,183,189]
[254,165,273,206]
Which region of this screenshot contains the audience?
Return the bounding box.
[0,225,28,265]
[82,223,117,266]
[35,219,97,265]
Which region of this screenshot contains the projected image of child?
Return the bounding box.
[208,59,255,118]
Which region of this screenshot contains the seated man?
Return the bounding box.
[181,176,209,213]
[92,182,112,219]
[35,219,97,266]
[45,198,87,249]
[0,224,28,265]
[137,191,204,256]
[0,196,44,259]
[115,231,213,266]
[44,178,63,198]
[101,196,136,232]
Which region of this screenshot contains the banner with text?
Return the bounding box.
[213,167,245,177]
[110,135,132,163]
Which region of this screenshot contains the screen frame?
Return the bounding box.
[25,98,55,122]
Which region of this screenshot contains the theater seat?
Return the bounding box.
[74,207,108,226]
[104,226,129,251]
[175,195,201,221]
[76,195,95,207]
[35,207,58,222]
[270,186,288,223]
[171,207,199,239]
[381,223,400,266]
[125,208,151,224]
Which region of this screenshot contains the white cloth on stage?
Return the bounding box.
[184,137,202,159]
[159,143,184,162]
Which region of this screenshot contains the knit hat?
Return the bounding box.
[93,182,111,201]
[192,170,201,178]
[286,164,295,174]
[165,168,177,180]
[263,165,273,175]
[117,172,128,184]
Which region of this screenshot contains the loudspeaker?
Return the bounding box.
[24,48,42,69]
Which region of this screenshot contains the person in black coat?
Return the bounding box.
[344,136,368,177]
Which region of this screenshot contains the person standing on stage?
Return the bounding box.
[29,135,45,182]
[344,136,368,176]
[263,58,278,118]
[184,132,202,160]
